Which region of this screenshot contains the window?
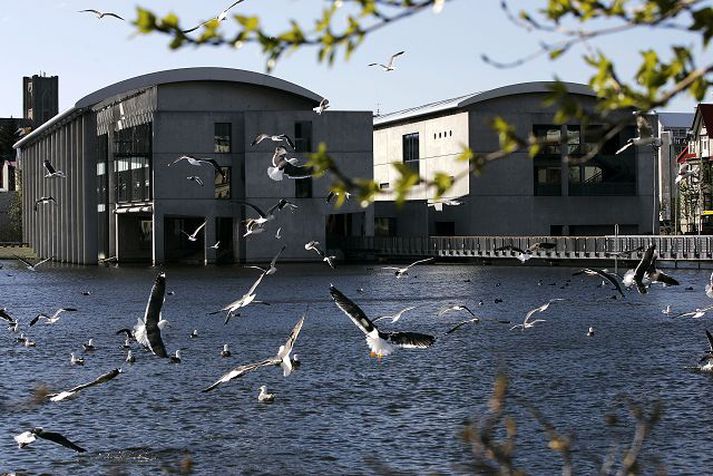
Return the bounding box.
[214,123,231,153]
[533,125,561,156]
[449,130,452,137]
[375,217,397,237]
[379,182,389,189]
[295,177,313,198]
[402,132,420,174]
[113,123,151,203]
[215,167,231,199]
[533,124,561,196]
[534,166,561,196]
[294,121,312,152]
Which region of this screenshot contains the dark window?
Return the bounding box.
[215,167,231,199]
[533,125,562,156]
[113,123,152,203]
[214,123,231,153]
[375,217,397,237]
[434,221,456,236]
[534,165,561,196]
[295,177,313,198]
[568,126,636,196]
[533,124,561,196]
[379,182,389,189]
[550,225,564,236]
[402,132,420,174]
[295,121,312,152]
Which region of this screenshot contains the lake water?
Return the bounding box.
[1,260,713,474]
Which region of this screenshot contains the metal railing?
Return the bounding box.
[337,235,713,261]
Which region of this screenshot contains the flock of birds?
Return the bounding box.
[6,238,713,456]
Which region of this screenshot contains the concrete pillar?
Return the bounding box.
[205,215,216,264]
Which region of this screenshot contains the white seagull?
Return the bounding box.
[202,314,305,392]
[573,268,625,298]
[427,199,462,212]
[251,133,296,150]
[187,175,204,186]
[133,272,169,357]
[438,304,477,318]
[313,98,330,115]
[70,352,84,366]
[168,155,226,179]
[126,349,135,363]
[706,271,713,299]
[0,308,17,326]
[673,305,713,319]
[382,257,434,278]
[182,0,246,33]
[240,199,298,229]
[622,245,679,294]
[221,344,231,358]
[445,317,481,335]
[82,338,95,352]
[267,146,313,181]
[14,428,86,452]
[29,308,78,327]
[182,220,207,242]
[510,299,564,331]
[210,241,221,250]
[14,255,52,271]
[78,9,125,20]
[698,330,713,371]
[373,305,418,324]
[43,159,66,178]
[169,349,182,364]
[275,227,283,239]
[675,163,698,185]
[245,245,286,276]
[33,196,57,211]
[257,385,275,403]
[305,241,336,269]
[47,368,122,402]
[209,270,269,325]
[662,305,672,315]
[369,50,405,71]
[587,326,595,337]
[616,114,661,154]
[330,285,435,358]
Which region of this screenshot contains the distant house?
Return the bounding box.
[14,68,373,264]
[679,103,713,234]
[373,82,656,237]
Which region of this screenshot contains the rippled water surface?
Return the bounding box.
[2,260,713,474]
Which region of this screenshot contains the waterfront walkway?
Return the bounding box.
[339,235,713,262]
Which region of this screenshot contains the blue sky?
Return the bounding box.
[0,1,705,118]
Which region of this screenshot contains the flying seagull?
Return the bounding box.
[169,349,182,364]
[427,199,462,212]
[70,352,85,366]
[202,314,305,392]
[15,255,52,271]
[326,191,352,205]
[133,272,168,357]
[182,0,246,33]
[78,9,125,20]
[373,305,418,324]
[43,160,66,178]
[14,428,86,452]
[182,220,207,242]
[221,344,231,358]
[330,285,435,358]
[267,146,313,181]
[495,242,556,262]
[29,308,78,326]
[305,241,336,269]
[275,227,282,240]
[251,133,296,150]
[210,241,221,250]
[573,268,625,298]
[438,304,477,318]
[82,338,95,352]
[510,299,564,331]
[257,385,275,403]
[382,257,434,278]
[605,245,645,258]
[675,163,698,185]
[209,270,269,325]
[622,245,679,294]
[168,155,226,179]
[673,305,713,319]
[244,245,286,276]
[187,175,204,186]
[368,51,405,71]
[313,98,330,115]
[0,308,17,325]
[706,271,713,299]
[47,368,122,402]
[240,199,297,231]
[699,330,713,368]
[445,318,481,335]
[34,196,57,211]
[616,114,661,154]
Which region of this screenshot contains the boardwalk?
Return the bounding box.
[338,235,713,262]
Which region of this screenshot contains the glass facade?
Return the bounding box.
[113,123,152,203]
[402,132,420,175]
[214,123,231,153]
[215,166,231,199]
[533,124,562,196]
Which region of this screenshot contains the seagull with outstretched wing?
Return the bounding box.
[15,427,86,452]
[29,308,78,326]
[573,268,625,297]
[382,257,434,278]
[79,9,124,20]
[47,368,123,402]
[168,155,226,179]
[133,272,169,357]
[203,314,305,392]
[373,305,417,324]
[330,285,435,358]
[209,270,269,324]
[305,241,336,269]
[267,146,313,181]
[181,220,207,242]
[244,246,286,276]
[43,159,66,178]
[368,51,405,71]
[14,255,52,271]
[251,132,296,150]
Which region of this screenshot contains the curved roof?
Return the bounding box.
[374,81,595,126]
[16,67,323,148]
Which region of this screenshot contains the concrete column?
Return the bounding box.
[560,125,569,198]
[205,215,216,264]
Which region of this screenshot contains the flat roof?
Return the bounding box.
[657,111,694,129]
[374,81,596,127]
[15,67,324,148]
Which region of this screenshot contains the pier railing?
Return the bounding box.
[337,235,713,261]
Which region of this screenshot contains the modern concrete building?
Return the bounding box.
[653,111,693,233]
[23,74,59,128]
[14,67,373,264]
[373,82,656,237]
[678,103,713,234]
